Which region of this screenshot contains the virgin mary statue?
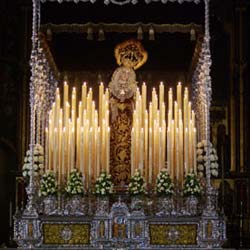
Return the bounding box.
[109,40,147,189]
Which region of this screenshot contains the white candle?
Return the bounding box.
[82,82,87,110]
[149,128,153,184]
[171,120,175,180]
[144,111,148,182]
[84,120,89,187]
[67,120,72,178]
[71,126,75,171]
[158,127,162,173]
[189,120,193,171]
[139,128,144,174]
[167,127,170,173]
[71,87,76,129]
[179,119,183,185]
[63,82,69,127]
[96,127,100,178]
[131,128,134,176]
[177,82,182,110]
[62,128,66,180]
[193,128,197,174]
[175,128,179,182]
[184,127,189,175]
[162,120,166,170]
[76,118,80,168]
[107,127,110,173]
[88,127,93,188]
[99,82,104,126]
[80,126,84,176]
[101,119,106,172]
[142,82,147,126]
[168,88,173,119]
[45,127,49,171]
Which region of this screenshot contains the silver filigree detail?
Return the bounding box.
[43,195,58,215]
[96,196,110,216]
[109,66,137,102]
[64,195,86,216]
[167,227,180,242]
[156,196,174,216]
[185,195,199,216]
[131,196,144,215]
[60,226,72,241]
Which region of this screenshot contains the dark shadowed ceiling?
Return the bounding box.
[40,1,205,74]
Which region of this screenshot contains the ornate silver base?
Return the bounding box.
[14,194,226,250]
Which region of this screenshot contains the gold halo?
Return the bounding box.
[114,39,148,70]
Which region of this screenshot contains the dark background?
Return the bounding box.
[0,0,249,248]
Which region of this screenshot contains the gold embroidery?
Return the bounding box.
[149,224,197,245]
[43,223,90,245]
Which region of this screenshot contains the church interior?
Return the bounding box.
[0,0,249,249]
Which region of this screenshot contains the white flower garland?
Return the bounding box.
[22,144,44,178]
[156,169,174,196]
[183,172,202,197]
[197,140,219,178]
[94,171,114,196]
[129,169,146,196]
[40,171,57,197]
[65,169,84,196]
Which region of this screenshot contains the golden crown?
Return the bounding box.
[114,40,148,70]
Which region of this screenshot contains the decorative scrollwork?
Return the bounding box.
[104,0,137,5]
[39,0,201,4]
[60,226,72,241]
[40,0,96,3]
[145,0,200,3]
[149,224,198,245]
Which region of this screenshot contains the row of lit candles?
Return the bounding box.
[45,82,110,188]
[45,81,197,187]
[131,82,197,185]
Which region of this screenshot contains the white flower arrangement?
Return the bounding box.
[65,168,85,196]
[183,172,202,197]
[128,169,146,196]
[40,171,57,197]
[22,144,44,179]
[197,140,219,178]
[156,169,174,197]
[94,171,114,196]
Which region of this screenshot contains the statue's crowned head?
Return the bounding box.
[114,40,148,70]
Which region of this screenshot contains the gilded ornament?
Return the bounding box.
[114,39,147,70]
[149,224,197,245]
[43,223,90,245]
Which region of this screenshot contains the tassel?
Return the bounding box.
[190,29,196,41]
[98,28,105,41]
[87,27,93,40]
[137,26,143,40]
[149,26,155,41]
[46,28,52,41]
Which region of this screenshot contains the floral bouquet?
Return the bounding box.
[156,169,174,197]
[129,169,146,196]
[65,168,85,196]
[40,171,57,197]
[197,140,219,178]
[183,172,202,197]
[94,171,114,196]
[22,144,44,179]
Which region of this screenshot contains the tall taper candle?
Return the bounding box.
[193,128,197,174]
[177,82,182,111]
